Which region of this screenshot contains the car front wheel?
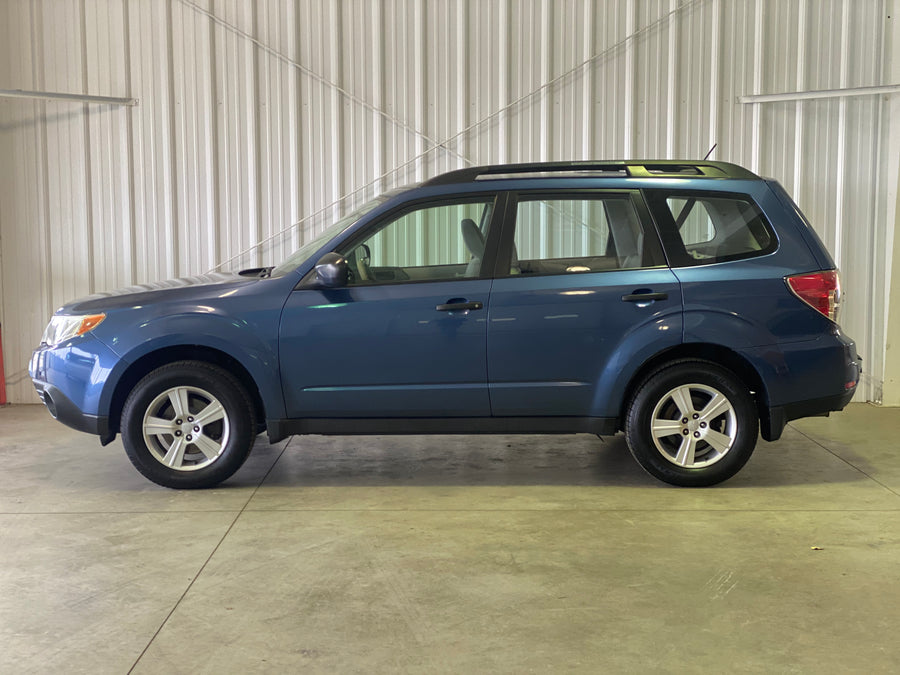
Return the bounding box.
[121,361,257,489]
[625,361,758,486]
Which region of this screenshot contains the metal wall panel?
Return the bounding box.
[0,0,895,403]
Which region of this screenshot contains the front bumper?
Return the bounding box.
[29,333,121,445]
[31,378,113,443]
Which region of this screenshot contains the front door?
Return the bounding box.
[279,197,498,418]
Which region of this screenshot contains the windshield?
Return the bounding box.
[269,196,389,277]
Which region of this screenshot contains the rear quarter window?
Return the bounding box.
[646,191,777,267]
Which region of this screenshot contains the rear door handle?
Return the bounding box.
[436,301,484,312]
[621,292,668,302]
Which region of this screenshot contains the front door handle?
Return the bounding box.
[622,292,668,303]
[436,301,484,312]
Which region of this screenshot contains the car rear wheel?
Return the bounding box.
[625,361,758,486]
[121,361,256,489]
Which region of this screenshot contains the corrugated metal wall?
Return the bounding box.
[0,0,895,403]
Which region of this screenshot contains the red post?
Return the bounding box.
[0,322,7,405]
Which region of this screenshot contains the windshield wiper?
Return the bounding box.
[238,266,275,278]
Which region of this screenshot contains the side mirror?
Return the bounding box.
[313,252,349,288]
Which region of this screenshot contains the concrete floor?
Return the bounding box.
[0,403,898,673]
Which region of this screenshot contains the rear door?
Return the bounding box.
[486,191,682,418]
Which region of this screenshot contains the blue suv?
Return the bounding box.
[29,161,859,488]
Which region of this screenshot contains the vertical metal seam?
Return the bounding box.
[498,0,508,164]
[207,0,220,272]
[252,4,264,266]
[708,0,720,157]
[867,0,889,400]
[583,0,594,159]
[415,0,426,258]
[750,0,763,172]
[834,0,851,269]
[372,0,383,193]
[79,0,96,293]
[316,2,326,215]
[32,0,54,321]
[415,0,426,182]
[293,0,303,249]
[666,0,677,157]
[624,0,635,158]
[330,0,343,215]
[540,0,551,162]
[165,0,180,276]
[456,0,467,166]
[123,0,137,286]
[793,0,807,202]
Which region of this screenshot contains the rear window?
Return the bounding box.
[651,192,776,266]
[510,195,664,275]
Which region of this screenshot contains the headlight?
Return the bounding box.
[41,313,106,346]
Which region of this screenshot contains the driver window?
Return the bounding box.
[342,199,494,285]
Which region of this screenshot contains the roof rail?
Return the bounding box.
[422,160,759,185]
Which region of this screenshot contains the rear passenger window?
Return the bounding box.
[662,194,776,265]
[510,195,662,275]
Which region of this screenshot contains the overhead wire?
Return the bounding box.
[191,0,703,272]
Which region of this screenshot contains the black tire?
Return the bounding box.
[625,360,758,487]
[121,361,257,489]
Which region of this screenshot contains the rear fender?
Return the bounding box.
[591,313,682,417]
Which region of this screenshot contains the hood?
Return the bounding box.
[60,271,259,314]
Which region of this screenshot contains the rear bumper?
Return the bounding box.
[757,333,859,442]
[761,388,856,442]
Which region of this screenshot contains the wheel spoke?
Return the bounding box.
[163,436,189,469]
[145,415,175,435]
[674,435,697,466]
[670,386,695,418]
[704,429,734,454]
[699,392,731,423]
[192,434,223,460]
[168,387,191,419]
[193,400,225,426]
[142,383,235,475]
[652,418,683,438]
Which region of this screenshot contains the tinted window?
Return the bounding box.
[662,194,775,265]
[508,195,659,275]
[340,199,494,284]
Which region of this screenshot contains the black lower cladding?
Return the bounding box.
[763,388,857,442]
[31,380,113,444]
[266,416,619,444]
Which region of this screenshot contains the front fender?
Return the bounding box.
[96,311,285,420]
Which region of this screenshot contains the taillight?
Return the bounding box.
[786,270,841,323]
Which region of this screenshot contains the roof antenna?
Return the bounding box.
[703,143,718,161]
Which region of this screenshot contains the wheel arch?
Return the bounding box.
[105,345,267,441]
[619,343,769,432]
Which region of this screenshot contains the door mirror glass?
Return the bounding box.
[314,252,350,288]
